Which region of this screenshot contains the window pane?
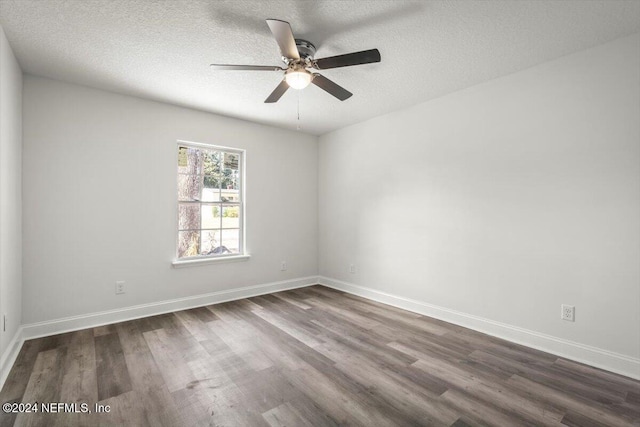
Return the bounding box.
[223,152,239,171]
[178,204,200,230]
[201,229,221,255]
[222,168,239,185]
[221,170,239,202]
[201,204,221,230]
[221,154,240,201]
[221,205,240,229]
[221,168,239,187]
[221,229,240,254]
[178,174,201,201]
[178,146,204,175]
[203,151,222,176]
[202,175,221,202]
[178,231,200,258]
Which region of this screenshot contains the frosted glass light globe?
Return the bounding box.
[285,70,312,89]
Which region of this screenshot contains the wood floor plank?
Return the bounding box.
[93,324,117,337]
[250,295,326,337]
[143,328,201,392]
[237,297,267,312]
[94,332,132,401]
[550,358,640,399]
[15,347,66,427]
[54,329,98,427]
[36,332,74,353]
[122,342,181,427]
[439,389,539,427]
[471,349,628,405]
[340,292,422,319]
[205,301,248,322]
[311,317,419,367]
[251,308,323,348]
[280,364,398,427]
[280,394,343,427]
[627,390,640,406]
[554,358,640,393]
[174,379,269,426]
[115,319,150,355]
[199,337,254,383]
[449,417,477,427]
[333,359,460,425]
[262,401,315,427]
[205,316,274,372]
[507,374,636,426]
[136,313,182,333]
[174,309,215,342]
[306,297,382,330]
[411,355,564,426]
[234,366,299,415]
[299,286,344,301]
[390,334,477,364]
[560,410,611,427]
[390,341,511,381]
[186,306,219,322]
[0,340,44,427]
[271,292,313,310]
[96,389,150,426]
[326,341,446,399]
[1,285,638,426]
[232,310,333,372]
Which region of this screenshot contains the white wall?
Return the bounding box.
[319,34,640,362]
[0,25,23,356]
[22,76,317,324]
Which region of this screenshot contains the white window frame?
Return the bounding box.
[172,140,248,267]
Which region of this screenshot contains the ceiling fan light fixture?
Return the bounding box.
[211,19,379,103]
[285,69,312,89]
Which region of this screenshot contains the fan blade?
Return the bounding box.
[311,74,352,101]
[266,19,300,60]
[265,80,290,103]
[210,64,285,71]
[314,49,381,70]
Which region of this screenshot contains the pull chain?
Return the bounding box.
[296,91,301,131]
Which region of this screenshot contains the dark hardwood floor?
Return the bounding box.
[1,285,638,426]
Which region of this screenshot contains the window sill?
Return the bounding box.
[172,254,251,268]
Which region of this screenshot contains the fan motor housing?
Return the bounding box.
[295,39,316,59]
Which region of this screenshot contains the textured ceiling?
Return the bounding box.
[1,0,639,135]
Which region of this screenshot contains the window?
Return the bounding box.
[176,142,244,260]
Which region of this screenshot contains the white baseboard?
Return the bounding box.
[22,276,319,341]
[0,276,318,391]
[0,326,24,390]
[318,276,640,381]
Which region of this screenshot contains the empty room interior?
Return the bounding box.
[1,0,639,426]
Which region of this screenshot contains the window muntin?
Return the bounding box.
[177,142,243,259]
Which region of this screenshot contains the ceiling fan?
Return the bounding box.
[210,19,381,103]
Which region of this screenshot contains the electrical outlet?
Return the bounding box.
[280,261,287,271]
[349,264,356,274]
[115,281,126,295]
[561,304,575,322]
